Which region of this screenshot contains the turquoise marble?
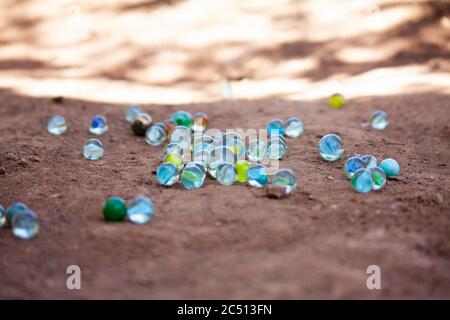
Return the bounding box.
[285,117,304,138]
[267,118,285,136]
[247,164,269,188]
[371,111,389,130]
[351,168,373,193]
[156,162,179,186]
[319,134,344,161]
[0,204,5,227]
[47,115,67,136]
[361,154,378,169]
[272,168,297,194]
[11,209,39,240]
[126,105,142,123]
[127,195,154,224]
[89,115,108,136]
[344,156,365,179]
[216,163,237,186]
[380,158,400,177]
[83,139,104,160]
[6,202,28,224]
[370,167,386,191]
[181,162,205,189]
[145,123,167,146]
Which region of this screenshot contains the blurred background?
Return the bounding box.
[0,0,449,104]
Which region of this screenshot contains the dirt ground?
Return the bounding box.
[0,0,450,299]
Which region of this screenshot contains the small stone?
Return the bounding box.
[103,196,127,222]
[126,105,143,123]
[156,162,179,186]
[0,167,5,175]
[29,156,41,162]
[51,96,64,104]
[380,158,400,177]
[285,117,304,138]
[371,111,389,130]
[271,168,297,194]
[247,139,266,162]
[328,93,345,109]
[89,115,108,136]
[19,158,28,166]
[83,139,104,160]
[343,156,365,179]
[131,113,152,136]
[319,134,344,161]
[171,110,193,128]
[247,164,269,188]
[267,185,288,199]
[12,209,39,240]
[216,163,237,186]
[127,195,154,224]
[326,175,334,180]
[47,115,67,136]
[351,168,373,193]
[7,153,19,161]
[145,123,167,146]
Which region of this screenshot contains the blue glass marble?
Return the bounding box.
[319,134,344,161]
[271,168,297,194]
[380,158,400,177]
[285,117,304,138]
[6,202,28,224]
[247,164,269,188]
[361,155,378,169]
[343,156,365,179]
[89,115,108,136]
[247,139,266,162]
[12,209,39,240]
[0,204,5,228]
[47,115,67,136]
[351,168,373,193]
[181,163,205,189]
[156,162,179,186]
[371,111,388,130]
[126,105,143,123]
[145,123,167,146]
[83,139,104,160]
[216,163,237,186]
[267,118,285,136]
[370,167,386,191]
[127,195,154,224]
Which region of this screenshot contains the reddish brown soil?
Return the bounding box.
[0,90,449,299]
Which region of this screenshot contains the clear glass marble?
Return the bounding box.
[247,139,266,162]
[343,156,365,179]
[271,168,297,194]
[267,136,287,160]
[145,123,167,146]
[181,162,205,189]
[216,163,237,186]
[267,118,285,136]
[351,168,373,193]
[370,167,386,191]
[380,158,400,177]
[285,117,304,138]
[83,139,104,160]
[0,204,5,228]
[318,134,344,161]
[371,111,388,130]
[47,115,67,136]
[89,115,108,136]
[192,150,211,167]
[156,162,179,186]
[163,142,183,158]
[127,195,154,224]
[192,112,208,132]
[169,126,192,150]
[247,164,269,188]
[126,105,143,123]
[11,209,39,240]
[361,155,378,169]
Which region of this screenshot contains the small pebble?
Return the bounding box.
[83,139,104,160]
[266,185,288,199]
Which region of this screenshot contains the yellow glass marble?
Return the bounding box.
[328,93,345,109]
[163,153,184,171]
[235,160,250,183]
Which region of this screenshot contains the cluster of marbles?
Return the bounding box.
[103,195,154,224]
[343,155,400,193]
[0,203,39,240]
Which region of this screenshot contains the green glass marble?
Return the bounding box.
[180,162,205,189]
[103,196,127,222]
[351,168,373,193]
[171,110,193,128]
[370,167,386,191]
[271,168,297,194]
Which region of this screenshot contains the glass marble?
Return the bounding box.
[267,137,287,160]
[12,209,39,240]
[163,118,176,135]
[319,134,344,161]
[47,115,67,136]
[271,168,297,194]
[169,126,192,150]
[361,155,378,169]
[208,146,235,178]
[126,105,142,123]
[127,196,154,224]
[351,168,373,193]
[181,162,205,189]
[216,163,237,186]
[247,139,266,162]
[370,167,386,191]
[343,156,365,179]
[164,153,184,171]
[235,160,250,183]
[6,202,28,224]
[83,139,104,160]
[145,123,167,146]
[380,158,400,177]
[192,112,208,132]
[371,111,388,130]
[156,162,179,186]
[285,117,304,138]
[103,196,127,221]
[131,113,152,136]
[225,137,246,160]
[267,118,285,136]
[329,93,345,109]
[247,164,269,188]
[193,150,211,167]
[89,115,108,136]
[0,204,5,228]
[163,142,183,158]
[171,110,193,128]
